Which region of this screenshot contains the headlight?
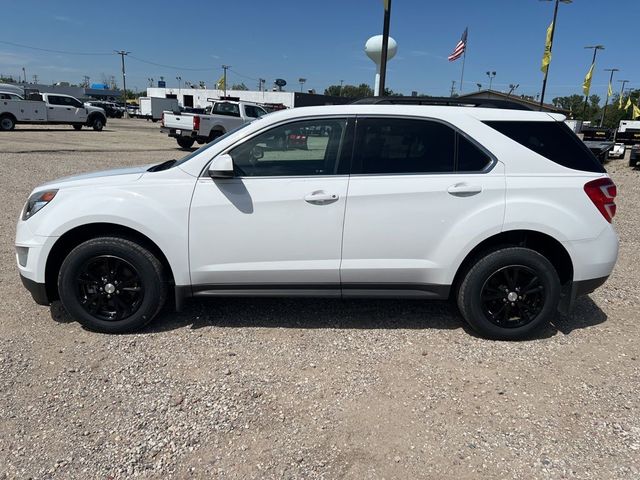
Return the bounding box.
[22,190,58,220]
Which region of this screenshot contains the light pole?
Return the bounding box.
[114,50,130,117]
[486,71,496,91]
[582,45,604,118]
[378,0,392,96]
[298,78,307,92]
[508,84,519,97]
[476,83,482,91]
[617,79,629,107]
[148,77,154,87]
[339,79,344,96]
[539,0,572,110]
[600,68,619,127]
[221,65,231,97]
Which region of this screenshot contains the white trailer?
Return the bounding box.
[138,97,179,122]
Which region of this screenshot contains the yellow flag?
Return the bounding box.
[541,21,554,74]
[633,104,640,119]
[625,96,632,110]
[607,82,613,98]
[619,95,624,109]
[216,75,225,90]
[582,63,594,96]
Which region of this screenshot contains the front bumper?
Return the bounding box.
[20,274,49,305]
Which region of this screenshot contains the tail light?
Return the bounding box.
[584,178,617,223]
[193,115,200,131]
[160,112,164,127]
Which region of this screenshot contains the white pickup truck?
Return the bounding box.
[0,92,107,131]
[160,99,268,149]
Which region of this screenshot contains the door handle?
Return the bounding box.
[304,190,339,205]
[447,183,482,196]
[49,107,54,109]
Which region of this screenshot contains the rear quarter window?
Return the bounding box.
[484,120,605,173]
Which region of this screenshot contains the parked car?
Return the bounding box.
[86,101,123,118]
[161,100,267,149]
[630,144,640,168]
[0,92,107,131]
[16,100,618,340]
[608,143,626,159]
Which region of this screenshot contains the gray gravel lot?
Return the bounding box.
[0,119,639,479]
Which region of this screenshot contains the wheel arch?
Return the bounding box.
[451,229,574,299]
[0,112,17,127]
[45,223,175,302]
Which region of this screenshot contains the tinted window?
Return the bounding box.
[47,95,63,105]
[244,105,266,118]
[213,102,240,117]
[458,135,491,171]
[355,118,455,174]
[229,119,347,177]
[484,120,605,173]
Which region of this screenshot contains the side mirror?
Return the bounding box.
[208,153,234,178]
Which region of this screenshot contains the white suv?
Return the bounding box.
[15,100,619,339]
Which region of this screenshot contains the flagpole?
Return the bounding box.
[459,48,466,95]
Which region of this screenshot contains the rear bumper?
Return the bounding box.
[20,274,49,306]
[160,127,196,139]
[559,275,609,315]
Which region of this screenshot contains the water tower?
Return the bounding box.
[365,35,398,96]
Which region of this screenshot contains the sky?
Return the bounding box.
[1,0,637,102]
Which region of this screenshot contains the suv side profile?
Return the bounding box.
[15,101,618,340]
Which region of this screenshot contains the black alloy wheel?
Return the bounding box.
[58,237,166,333]
[75,255,145,322]
[480,265,544,329]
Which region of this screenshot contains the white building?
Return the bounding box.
[145,87,347,109]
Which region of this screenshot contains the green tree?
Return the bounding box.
[552,94,601,122]
[324,83,373,98]
[231,82,248,91]
[601,89,640,128]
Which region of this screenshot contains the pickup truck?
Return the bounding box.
[160,100,267,149]
[0,93,107,131]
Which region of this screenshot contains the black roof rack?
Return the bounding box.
[352,96,535,111]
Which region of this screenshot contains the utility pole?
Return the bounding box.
[176,76,182,102]
[450,80,456,97]
[582,45,604,118]
[258,78,265,91]
[114,50,130,117]
[32,74,39,85]
[599,68,619,127]
[539,0,572,110]
[378,0,392,96]
[221,65,230,97]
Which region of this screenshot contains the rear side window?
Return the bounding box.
[458,135,491,172]
[484,120,605,173]
[355,118,455,174]
[213,102,240,117]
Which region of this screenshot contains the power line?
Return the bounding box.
[0,39,111,55]
[127,55,213,72]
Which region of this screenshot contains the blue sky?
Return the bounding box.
[1,0,637,102]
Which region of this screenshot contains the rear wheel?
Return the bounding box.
[457,247,560,340]
[57,237,167,333]
[0,114,16,131]
[176,137,195,149]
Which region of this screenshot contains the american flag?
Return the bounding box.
[448,28,468,62]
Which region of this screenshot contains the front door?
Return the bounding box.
[340,116,505,297]
[189,117,352,295]
[47,95,85,123]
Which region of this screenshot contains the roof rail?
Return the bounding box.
[352,96,535,111]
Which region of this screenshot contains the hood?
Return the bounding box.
[85,104,106,113]
[40,165,152,190]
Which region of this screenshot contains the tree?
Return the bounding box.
[324,83,373,98]
[231,82,248,91]
[552,94,601,122]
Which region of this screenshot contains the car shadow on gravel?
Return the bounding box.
[140,295,607,339]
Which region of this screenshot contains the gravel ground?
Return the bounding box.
[0,119,639,479]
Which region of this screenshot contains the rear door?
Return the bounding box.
[46,95,84,122]
[340,116,505,297]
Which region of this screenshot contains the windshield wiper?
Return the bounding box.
[148,159,177,172]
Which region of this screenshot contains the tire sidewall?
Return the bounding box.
[58,239,164,333]
[459,248,560,340]
[91,116,105,131]
[0,115,15,131]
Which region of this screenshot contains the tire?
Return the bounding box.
[630,156,637,168]
[176,137,195,149]
[457,247,560,340]
[0,114,16,131]
[57,237,167,333]
[207,131,223,143]
[91,115,105,131]
[73,124,82,131]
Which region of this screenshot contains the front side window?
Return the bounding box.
[229,118,348,177]
[354,118,455,174]
[244,105,267,118]
[47,96,63,105]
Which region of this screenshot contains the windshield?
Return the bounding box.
[172,121,257,168]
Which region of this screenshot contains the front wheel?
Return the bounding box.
[457,247,560,340]
[57,237,167,333]
[176,137,195,149]
[91,116,105,131]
